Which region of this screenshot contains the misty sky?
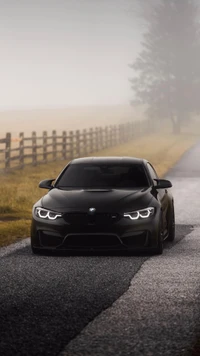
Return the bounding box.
[0,0,142,109]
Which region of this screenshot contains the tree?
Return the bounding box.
[130,0,200,133]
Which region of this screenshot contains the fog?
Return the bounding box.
[1,0,199,137]
[0,0,141,111]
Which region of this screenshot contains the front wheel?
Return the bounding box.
[154,219,164,255]
[167,205,175,242]
[154,232,163,255]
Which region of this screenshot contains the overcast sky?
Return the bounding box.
[0,0,142,109]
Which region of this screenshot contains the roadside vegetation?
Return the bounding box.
[0,128,199,247]
[131,0,200,134]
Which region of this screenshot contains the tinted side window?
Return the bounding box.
[147,163,158,184]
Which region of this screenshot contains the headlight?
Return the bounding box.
[123,207,155,220]
[35,207,62,220]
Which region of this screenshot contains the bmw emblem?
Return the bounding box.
[89,207,96,215]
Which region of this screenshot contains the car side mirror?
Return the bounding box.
[39,179,55,189]
[154,179,172,189]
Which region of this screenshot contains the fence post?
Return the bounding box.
[89,128,94,153]
[120,124,124,143]
[123,124,126,142]
[68,131,74,159]
[116,125,120,144]
[112,125,116,146]
[95,127,99,152]
[119,124,122,143]
[104,126,108,149]
[5,133,11,170]
[52,130,57,161]
[83,129,87,156]
[19,132,24,168]
[62,131,67,160]
[113,125,117,146]
[101,127,105,149]
[75,130,80,157]
[43,131,48,163]
[116,124,119,144]
[99,127,103,150]
[32,131,37,166]
[124,123,128,141]
[109,126,113,147]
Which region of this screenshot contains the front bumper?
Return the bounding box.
[31,210,161,251]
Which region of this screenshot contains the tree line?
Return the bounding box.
[130,0,200,133]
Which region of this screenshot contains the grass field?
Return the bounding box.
[0,129,198,248]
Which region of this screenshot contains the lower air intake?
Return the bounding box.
[64,234,121,248]
[39,231,64,247]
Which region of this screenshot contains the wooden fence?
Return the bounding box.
[0,119,151,172]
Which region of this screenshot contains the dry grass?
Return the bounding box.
[0,130,199,247]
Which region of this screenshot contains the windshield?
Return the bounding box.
[56,163,149,189]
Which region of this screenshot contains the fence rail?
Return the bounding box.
[0,119,151,172]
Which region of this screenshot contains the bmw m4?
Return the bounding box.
[31,157,175,255]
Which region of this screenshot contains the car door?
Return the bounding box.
[146,163,169,235]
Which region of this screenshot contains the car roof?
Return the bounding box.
[70,157,146,165]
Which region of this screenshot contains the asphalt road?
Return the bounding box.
[1,143,200,356]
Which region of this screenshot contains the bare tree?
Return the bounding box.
[130,0,200,133]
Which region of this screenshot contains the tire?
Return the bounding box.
[154,232,163,255]
[167,205,175,242]
[154,219,164,255]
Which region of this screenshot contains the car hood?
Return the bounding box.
[41,187,153,213]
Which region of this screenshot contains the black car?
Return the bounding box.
[31,157,175,255]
